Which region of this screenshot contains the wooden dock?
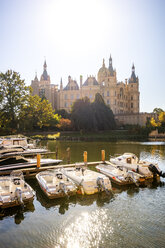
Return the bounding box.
[0,161,104,179]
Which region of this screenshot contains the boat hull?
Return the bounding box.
[36,171,77,199]
[62,168,112,195]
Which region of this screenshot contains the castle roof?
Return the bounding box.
[63,76,79,91]
[40,60,49,81]
[129,63,138,83]
[83,76,99,86]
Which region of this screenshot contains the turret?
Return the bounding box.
[108,54,114,76]
[80,75,83,88]
[60,78,63,91]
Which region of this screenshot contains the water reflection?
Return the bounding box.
[36,183,114,213]
[0,141,165,248]
[0,202,35,224]
[55,208,114,248]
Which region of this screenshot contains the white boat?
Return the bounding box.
[36,169,77,199]
[0,156,62,171]
[96,163,145,186]
[0,137,48,158]
[110,153,164,178]
[0,170,35,208]
[61,166,112,195]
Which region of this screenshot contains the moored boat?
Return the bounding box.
[36,169,77,199]
[0,137,48,158]
[61,166,112,195]
[96,163,145,186]
[0,170,35,208]
[110,153,165,179]
[0,156,62,172]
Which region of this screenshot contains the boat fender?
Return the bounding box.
[96,177,105,192]
[15,188,23,205]
[59,182,67,194]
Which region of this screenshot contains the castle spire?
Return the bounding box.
[60,78,63,90]
[34,71,38,81]
[130,63,137,83]
[132,63,135,71]
[109,54,114,76]
[43,60,47,71]
[109,54,112,67]
[102,58,105,67]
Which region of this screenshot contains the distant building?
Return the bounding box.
[31,56,151,126]
[31,61,58,109]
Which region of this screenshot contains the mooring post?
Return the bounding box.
[55,146,58,159]
[83,151,87,165]
[66,147,70,164]
[101,150,105,163]
[37,154,41,168]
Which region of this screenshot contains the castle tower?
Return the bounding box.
[128,63,140,113]
[60,78,63,91]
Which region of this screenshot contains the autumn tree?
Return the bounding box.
[57,118,72,131]
[150,108,165,131]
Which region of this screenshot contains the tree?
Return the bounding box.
[55,109,71,119]
[150,109,165,131]
[153,108,163,115]
[20,95,60,130]
[0,70,30,131]
[71,97,94,131]
[71,94,116,131]
[57,118,72,131]
[92,93,116,130]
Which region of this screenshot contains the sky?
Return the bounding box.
[1,0,165,113]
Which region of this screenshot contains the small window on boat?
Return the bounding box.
[13,140,19,145]
[127,158,131,164]
[3,140,12,145]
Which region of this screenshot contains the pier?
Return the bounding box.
[0,150,106,178]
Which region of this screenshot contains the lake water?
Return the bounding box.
[0,140,165,248]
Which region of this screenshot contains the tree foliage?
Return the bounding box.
[0,70,30,131]
[71,94,116,131]
[55,109,71,119]
[20,95,60,130]
[57,118,72,131]
[150,109,165,131]
[0,70,60,134]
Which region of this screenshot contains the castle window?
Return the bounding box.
[115,100,116,105]
[64,94,67,100]
[64,102,68,107]
[115,91,116,96]
[39,88,45,98]
[107,91,109,97]
[107,99,110,105]
[131,103,133,108]
[120,88,124,99]
[131,96,133,100]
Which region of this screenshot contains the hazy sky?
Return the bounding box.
[1,0,165,112]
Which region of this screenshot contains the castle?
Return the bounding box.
[31,56,154,126]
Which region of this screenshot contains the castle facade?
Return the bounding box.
[31,55,140,116]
